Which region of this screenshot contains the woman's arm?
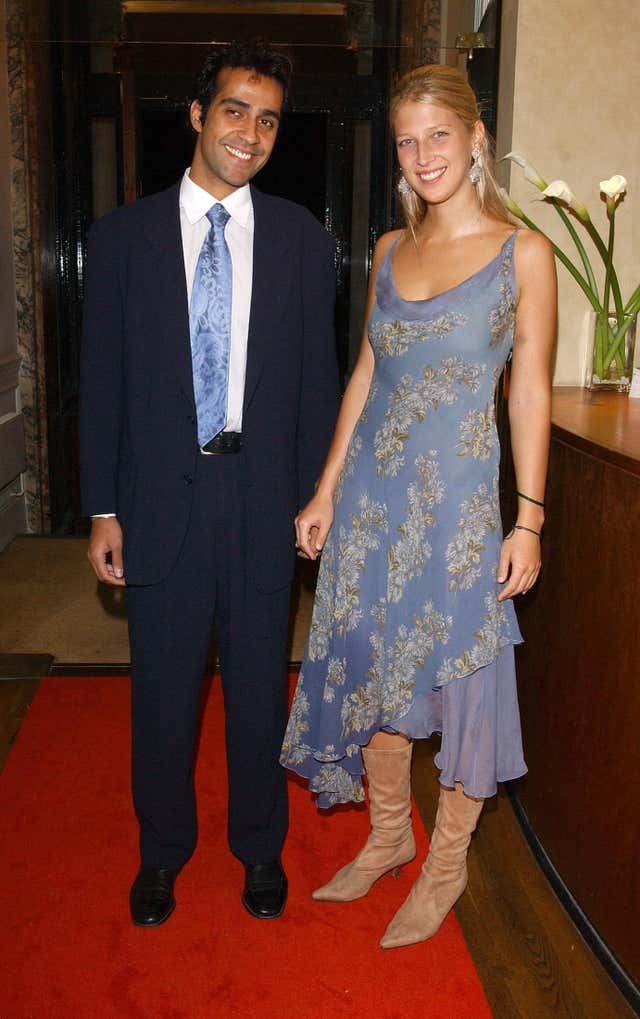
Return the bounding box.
[295,230,401,559]
[498,229,557,600]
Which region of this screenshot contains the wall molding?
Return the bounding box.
[0,411,25,488]
[0,491,26,550]
[0,352,21,394]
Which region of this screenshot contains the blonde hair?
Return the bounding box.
[390,64,508,231]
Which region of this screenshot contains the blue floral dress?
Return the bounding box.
[281,231,527,807]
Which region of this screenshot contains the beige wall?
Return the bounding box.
[0,0,27,549]
[497,0,640,385]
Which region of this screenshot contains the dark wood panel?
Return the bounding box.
[514,428,640,986]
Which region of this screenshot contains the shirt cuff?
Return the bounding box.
[91,513,116,518]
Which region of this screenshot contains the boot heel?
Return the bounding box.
[312,743,415,903]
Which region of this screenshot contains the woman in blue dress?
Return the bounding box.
[281,65,556,949]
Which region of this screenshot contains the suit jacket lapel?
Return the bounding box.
[244,186,292,414]
[143,182,195,409]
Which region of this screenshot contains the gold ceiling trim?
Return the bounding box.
[122,1,345,15]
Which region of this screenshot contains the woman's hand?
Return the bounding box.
[497,527,541,601]
[295,494,334,560]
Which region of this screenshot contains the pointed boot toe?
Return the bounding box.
[379,784,483,949]
[312,743,416,904]
[380,919,417,950]
[312,861,384,902]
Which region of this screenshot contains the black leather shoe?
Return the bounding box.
[129,867,177,927]
[242,861,288,919]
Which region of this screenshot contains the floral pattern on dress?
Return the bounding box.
[322,656,347,704]
[489,248,517,348]
[385,599,451,700]
[333,494,388,637]
[387,452,445,603]
[306,542,336,662]
[310,763,366,805]
[456,404,496,460]
[340,599,451,737]
[307,492,388,660]
[368,312,467,359]
[435,589,510,687]
[445,477,500,592]
[280,684,311,765]
[374,357,485,477]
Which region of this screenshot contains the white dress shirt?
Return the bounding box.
[93,169,254,517]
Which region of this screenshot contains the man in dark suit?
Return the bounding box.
[80,40,339,926]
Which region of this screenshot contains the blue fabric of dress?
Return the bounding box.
[281,231,527,807]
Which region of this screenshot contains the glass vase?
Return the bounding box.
[586,311,637,393]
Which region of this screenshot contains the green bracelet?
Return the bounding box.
[517,491,544,508]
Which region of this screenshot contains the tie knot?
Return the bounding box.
[207,203,230,230]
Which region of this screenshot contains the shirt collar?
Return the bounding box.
[180,168,252,229]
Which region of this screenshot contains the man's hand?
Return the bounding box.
[88,517,126,586]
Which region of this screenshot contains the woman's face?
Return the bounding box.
[393,100,479,206]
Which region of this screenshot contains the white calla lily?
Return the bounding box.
[542,180,590,221]
[599,174,627,200]
[496,146,638,387]
[502,150,546,189]
[542,179,574,202]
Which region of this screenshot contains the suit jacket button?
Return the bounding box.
[183,473,193,485]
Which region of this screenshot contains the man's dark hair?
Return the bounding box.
[194,39,293,123]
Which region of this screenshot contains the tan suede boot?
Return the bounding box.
[379,782,483,948]
[312,743,416,902]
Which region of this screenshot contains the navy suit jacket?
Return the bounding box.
[79,182,339,589]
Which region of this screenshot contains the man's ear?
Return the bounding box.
[189,100,204,134]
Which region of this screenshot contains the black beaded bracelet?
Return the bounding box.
[517,490,544,508]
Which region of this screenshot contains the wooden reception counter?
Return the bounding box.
[509,387,640,996]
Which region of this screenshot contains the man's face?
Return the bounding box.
[189,66,283,198]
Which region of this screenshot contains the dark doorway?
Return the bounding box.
[253,112,328,226]
[138,107,193,197]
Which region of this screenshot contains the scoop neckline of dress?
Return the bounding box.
[388,229,517,306]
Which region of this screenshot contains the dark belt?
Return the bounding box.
[200,431,243,455]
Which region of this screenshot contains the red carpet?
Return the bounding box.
[1,676,492,1019]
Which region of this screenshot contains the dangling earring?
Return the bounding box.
[398,175,413,197]
[469,147,483,185]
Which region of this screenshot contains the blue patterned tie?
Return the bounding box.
[189,203,232,447]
